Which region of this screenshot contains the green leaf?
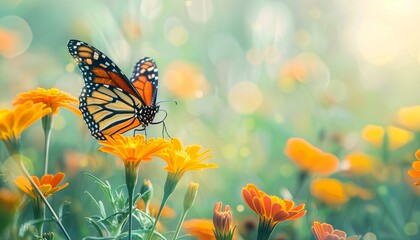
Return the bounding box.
[85,173,114,205]
[85,191,103,214]
[86,217,107,237]
[98,200,107,218]
[18,218,56,237]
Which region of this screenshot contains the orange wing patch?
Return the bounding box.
[92,67,138,97]
[132,76,153,106]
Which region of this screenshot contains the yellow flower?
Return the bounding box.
[13,87,80,116]
[311,179,349,205]
[408,149,420,186]
[397,105,420,131]
[312,221,360,240]
[242,184,306,239]
[362,125,413,150]
[14,172,68,199]
[160,138,217,176]
[99,134,168,198]
[183,219,216,240]
[98,134,168,166]
[284,138,339,175]
[342,152,377,175]
[0,101,52,155]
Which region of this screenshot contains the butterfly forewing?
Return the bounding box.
[67,39,142,99]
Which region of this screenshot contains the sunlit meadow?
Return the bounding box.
[1,0,420,239]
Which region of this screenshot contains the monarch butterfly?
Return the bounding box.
[67,39,162,140]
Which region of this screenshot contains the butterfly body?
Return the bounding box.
[67,39,160,140]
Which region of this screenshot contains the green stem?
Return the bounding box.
[33,196,45,237]
[43,127,52,175]
[128,189,133,240]
[125,161,139,240]
[18,159,71,240]
[147,193,170,240]
[256,218,274,240]
[172,210,188,240]
[42,113,53,175]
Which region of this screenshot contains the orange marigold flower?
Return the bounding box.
[397,105,420,131]
[13,87,80,116]
[408,149,420,186]
[312,221,360,240]
[311,178,349,205]
[160,138,217,176]
[14,172,68,199]
[362,125,413,150]
[183,219,216,240]
[311,178,373,205]
[242,184,306,239]
[284,138,339,175]
[98,134,168,167]
[213,202,236,240]
[0,101,52,155]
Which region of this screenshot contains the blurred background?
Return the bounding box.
[1,0,420,239]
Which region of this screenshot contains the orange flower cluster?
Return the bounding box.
[285,138,339,175]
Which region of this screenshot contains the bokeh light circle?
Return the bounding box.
[404,222,418,236]
[186,0,213,24]
[140,0,163,20]
[352,18,400,65]
[228,81,263,114]
[363,232,377,240]
[163,60,209,100]
[0,15,32,58]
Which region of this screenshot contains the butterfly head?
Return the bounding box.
[138,105,160,127]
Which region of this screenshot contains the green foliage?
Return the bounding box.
[83,173,160,239]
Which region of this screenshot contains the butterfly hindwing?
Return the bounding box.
[79,84,142,140]
[129,57,159,106]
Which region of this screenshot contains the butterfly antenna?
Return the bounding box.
[156,100,178,106]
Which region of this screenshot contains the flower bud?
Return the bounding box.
[183,182,199,211]
[140,179,153,204]
[213,201,236,240]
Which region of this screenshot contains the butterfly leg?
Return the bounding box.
[133,127,147,138]
[151,109,172,139]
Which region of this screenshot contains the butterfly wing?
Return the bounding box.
[129,57,159,107]
[67,39,144,139]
